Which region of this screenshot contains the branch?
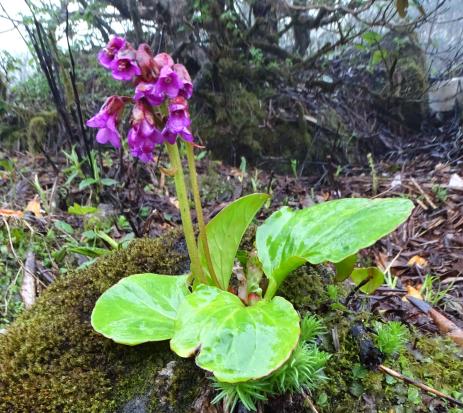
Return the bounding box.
[379,365,463,408]
[286,0,376,14]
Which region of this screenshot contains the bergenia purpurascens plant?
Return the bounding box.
[89,35,415,411]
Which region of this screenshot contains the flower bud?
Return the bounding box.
[136,43,159,82]
[128,102,163,162]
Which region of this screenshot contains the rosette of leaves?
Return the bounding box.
[91,194,413,409]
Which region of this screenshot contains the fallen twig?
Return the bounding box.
[378,364,463,408]
[410,177,437,209]
[21,251,36,309]
[302,391,319,413]
[407,295,463,348]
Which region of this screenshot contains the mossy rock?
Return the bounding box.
[0,231,208,413]
[1,230,463,413]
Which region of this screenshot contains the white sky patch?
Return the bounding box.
[0,1,30,56]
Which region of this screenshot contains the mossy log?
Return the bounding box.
[1,231,462,413]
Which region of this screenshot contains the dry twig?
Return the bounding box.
[378,364,463,408]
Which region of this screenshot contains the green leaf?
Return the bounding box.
[54,219,74,235]
[96,231,119,249]
[68,203,98,215]
[0,159,14,172]
[350,267,384,294]
[67,245,109,258]
[371,49,386,66]
[198,193,269,289]
[334,254,357,282]
[65,171,78,187]
[79,178,97,190]
[82,230,97,240]
[92,274,190,345]
[170,285,300,382]
[101,178,118,186]
[256,198,413,296]
[362,31,382,45]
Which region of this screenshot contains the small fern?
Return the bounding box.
[375,321,409,356]
[212,314,330,412]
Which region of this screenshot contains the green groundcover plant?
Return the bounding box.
[88,36,414,410]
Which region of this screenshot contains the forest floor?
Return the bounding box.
[1,147,462,411]
[1,148,462,335]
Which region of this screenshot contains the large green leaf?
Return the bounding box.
[170,285,300,383]
[198,193,269,289]
[91,274,190,345]
[256,198,413,296]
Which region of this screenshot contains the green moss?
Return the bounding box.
[278,264,334,312]
[277,267,463,412]
[27,111,58,152]
[0,231,205,413]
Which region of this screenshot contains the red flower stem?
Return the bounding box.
[166,142,205,284]
[185,142,222,289]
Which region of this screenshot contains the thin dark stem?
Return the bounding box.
[65,6,95,178]
[344,278,370,306]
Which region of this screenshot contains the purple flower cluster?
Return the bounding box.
[86,35,194,162]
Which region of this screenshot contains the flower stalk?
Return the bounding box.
[185,142,222,289]
[166,142,205,284]
[88,37,212,285]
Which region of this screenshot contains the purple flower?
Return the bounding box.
[173,64,193,99]
[166,105,191,133]
[154,66,183,98]
[161,127,193,144]
[134,82,164,106]
[162,96,194,143]
[167,97,191,130]
[110,49,141,81]
[98,36,126,69]
[128,103,163,162]
[161,128,177,144]
[86,96,126,148]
